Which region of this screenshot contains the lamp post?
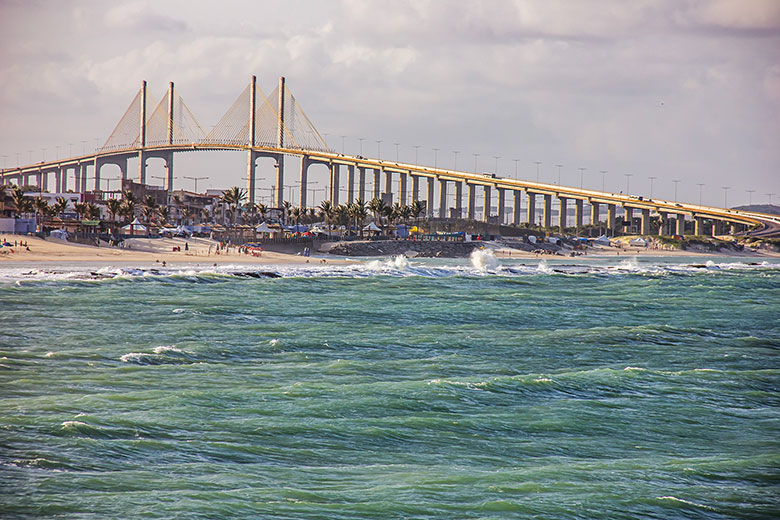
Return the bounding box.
[624,173,632,194]
[376,140,382,160]
[767,193,775,205]
[696,183,705,205]
[473,153,480,173]
[340,135,346,154]
[493,155,500,176]
[578,167,586,190]
[556,164,563,185]
[358,137,364,155]
[433,148,439,169]
[183,176,207,192]
[394,142,400,162]
[413,145,420,165]
[514,159,519,179]
[746,189,754,206]
[453,150,460,171]
[648,176,656,198]
[534,161,542,183]
[600,170,607,192]
[721,186,730,208]
[672,179,680,202]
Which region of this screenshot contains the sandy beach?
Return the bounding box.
[0,235,349,265]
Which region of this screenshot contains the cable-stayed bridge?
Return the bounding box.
[1,76,778,237]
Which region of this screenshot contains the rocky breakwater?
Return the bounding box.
[327,239,484,258]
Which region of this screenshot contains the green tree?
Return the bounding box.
[368,197,387,232]
[11,188,32,217]
[221,187,247,226]
[141,195,158,225]
[53,196,69,220]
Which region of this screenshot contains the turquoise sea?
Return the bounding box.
[1,253,778,519]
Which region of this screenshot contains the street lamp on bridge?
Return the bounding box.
[493,156,500,176]
[624,173,632,194]
[453,151,460,171]
[578,167,586,190]
[376,140,382,160]
[433,148,439,169]
[413,145,421,165]
[556,164,563,185]
[183,176,207,192]
[722,186,730,208]
[600,170,607,192]
[394,142,400,162]
[473,153,480,173]
[672,179,681,202]
[534,161,542,183]
[648,176,657,198]
[746,189,754,206]
[696,183,705,206]
[514,159,520,179]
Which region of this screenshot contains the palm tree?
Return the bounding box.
[221,186,246,227]
[53,196,69,220]
[158,206,170,226]
[0,184,7,215]
[73,201,89,221]
[170,194,182,224]
[105,198,122,223]
[410,200,424,230]
[11,188,32,218]
[282,200,292,225]
[368,197,387,232]
[290,206,302,232]
[318,200,333,237]
[33,197,49,223]
[257,202,268,223]
[85,203,101,221]
[141,195,158,226]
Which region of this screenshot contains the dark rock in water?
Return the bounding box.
[232,271,281,279]
[327,239,483,258]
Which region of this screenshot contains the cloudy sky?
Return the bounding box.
[1,0,778,207]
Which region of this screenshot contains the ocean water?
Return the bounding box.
[1,253,779,519]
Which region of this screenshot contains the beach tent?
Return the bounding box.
[594,235,611,245]
[528,235,537,244]
[50,229,68,240]
[255,222,275,234]
[363,222,381,232]
[629,237,648,247]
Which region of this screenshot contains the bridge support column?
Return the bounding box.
[330,164,340,205]
[163,151,174,192]
[641,209,651,235]
[694,216,703,235]
[399,172,407,205]
[299,156,309,208]
[383,169,392,204]
[38,170,48,192]
[527,193,536,225]
[558,197,567,229]
[55,168,63,193]
[426,177,435,217]
[274,155,284,208]
[513,190,522,225]
[543,194,552,228]
[347,164,355,203]
[454,181,463,218]
[246,150,258,205]
[575,199,583,228]
[79,164,87,194]
[411,174,420,202]
[483,186,492,222]
[467,183,476,220]
[590,202,600,226]
[497,188,506,225]
[730,223,737,235]
[676,214,686,236]
[358,167,366,202]
[607,204,616,233]
[373,169,380,199]
[439,178,448,218]
[658,212,667,236]
[624,207,634,231]
[94,157,103,192]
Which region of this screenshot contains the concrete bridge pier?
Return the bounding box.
[641,209,651,235]
[512,190,522,225]
[730,223,737,235]
[558,197,568,229]
[453,180,463,218]
[439,179,448,218]
[79,164,88,194]
[347,164,355,203]
[54,167,63,193]
[575,199,584,228]
[676,214,686,236]
[383,169,392,204]
[373,169,380,199]
[411,174,420,203]
[527,192,536,225]
[329,163,340,205]
[426,177,435,217]
[658,212,667,235]
[467,183,476,220]
[358,167,366,202]
[497,188,506,225]
[399,172,408,205]
[298,156,309,207]
[607,204,616,232]
[623,207,634,228]
[543,194,552,228]
[590,202,600,226]
[483,186,492,222]
[162,151,174,191]
[694,216,703,235]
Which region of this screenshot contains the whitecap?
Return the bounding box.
[61,420,88,428]
[470,249,498,270]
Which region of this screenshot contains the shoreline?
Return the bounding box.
[1,235,778,267]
